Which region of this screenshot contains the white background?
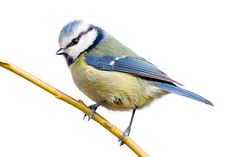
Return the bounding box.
[0,0,235,156]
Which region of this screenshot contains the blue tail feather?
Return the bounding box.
[156,83,213,106]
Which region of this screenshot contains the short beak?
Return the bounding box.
[56,48,65,55]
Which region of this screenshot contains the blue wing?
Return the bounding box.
[85,53,182,85]
[85,53,213,105]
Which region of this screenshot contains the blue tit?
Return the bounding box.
[56,20,213,144]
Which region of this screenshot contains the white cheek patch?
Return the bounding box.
[75,29,98,53]
[67,29,98,60]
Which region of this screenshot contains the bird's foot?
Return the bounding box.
[118,126,131,146]
[83,103,100,121]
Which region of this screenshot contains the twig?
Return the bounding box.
[0,59,149,157]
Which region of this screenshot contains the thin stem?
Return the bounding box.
[0,59,149,157]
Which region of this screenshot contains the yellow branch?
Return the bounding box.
[0,59,149,157]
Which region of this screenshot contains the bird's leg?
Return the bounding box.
[119,109,136,146]
[83,101,105,121]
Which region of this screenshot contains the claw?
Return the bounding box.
[83,103,101,121]
[118,109,136,146]
[118,126,131,146]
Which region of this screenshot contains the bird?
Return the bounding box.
[56,20,213,145]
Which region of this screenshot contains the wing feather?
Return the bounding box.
[85,53,183,85]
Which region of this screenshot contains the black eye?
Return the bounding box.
[72,38,79,45]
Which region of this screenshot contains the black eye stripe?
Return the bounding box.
[66,26,95,49]
[72,38,79,44]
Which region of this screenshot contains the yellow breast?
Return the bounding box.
[69,54,167,111]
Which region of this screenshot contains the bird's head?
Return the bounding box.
[56,20,104,65]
